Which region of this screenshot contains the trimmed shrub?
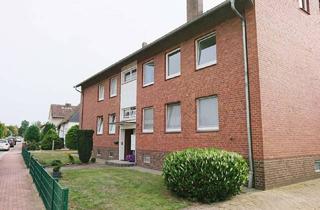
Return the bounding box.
[77,130,94,163]
[41,129,60,150]
[51,160,63,167]
[40,123,56,141]
[163,148,248,203]
[68,154,75,164]
[65,125,79,150]
[24,125,40,143]
[26,142,40,151]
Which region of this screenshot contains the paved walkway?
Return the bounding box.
[187,178,320,210]
[0,143,44,210]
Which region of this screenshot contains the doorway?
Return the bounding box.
[124,129,134,158]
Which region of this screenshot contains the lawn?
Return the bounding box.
[60,167,190,210]
[31,150,80,167]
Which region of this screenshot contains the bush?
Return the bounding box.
[53,165,61,172]
[163,148,248,203]
[90,157,96,163]
[24,125,40,143]
[68,154,75,164]
[77,130,94,163]
[51,160,63,167]
[65,125,79,150]
[40,123,56,141]
[41,129,62,150]
[26,142,40,151]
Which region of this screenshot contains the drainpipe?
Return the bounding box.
[230,0,254,188]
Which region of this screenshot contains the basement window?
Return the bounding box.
[196,33,217,70]
[299,0,310,13]
[143,155,151,164]
[315,161,320,172]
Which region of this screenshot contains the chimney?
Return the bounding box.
[187,0,203,22]
[65,103,71,107]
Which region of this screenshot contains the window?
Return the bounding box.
[143,107,154,133]
[166,49,181,79]
[122,106,136,120]
[108,114,116,134]
[122,68,137,84]
[197,96,219,131]
[196,33,217,69]
[315,161,320,172]
[166,103,181,132]
[96,116,104,135]
[299,0,310,13]
[143,61,155,86]
[110,78,117,97]
[143,155,151,164]
[98,84,104,101]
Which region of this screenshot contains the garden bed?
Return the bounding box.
[31,150,81,167]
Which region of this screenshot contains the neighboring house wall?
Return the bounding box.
[49,118,64,128]
[82,73,121,160]
[255,0,320,189]
[59,122,78,139]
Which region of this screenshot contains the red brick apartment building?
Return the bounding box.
[75,0,320,189]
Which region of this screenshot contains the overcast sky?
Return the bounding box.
[0,0,224,126]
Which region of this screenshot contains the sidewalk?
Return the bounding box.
[0,143,44,210]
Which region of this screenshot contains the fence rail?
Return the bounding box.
[22,148,69,210]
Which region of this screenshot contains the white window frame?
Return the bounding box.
[196,33,217,70]
[143,60,155,87]
[142,107,154,133]
[315,161,320,173]
[196,96,219,132]
[96,116,104,135]
[122,106,136,120]
[122,67,137,84]
[166,102,181,133]
[166,48,181,80]
[98,84,104,101]
[299,0,310,13]
[110,77,117,97]
[108,114,116,134]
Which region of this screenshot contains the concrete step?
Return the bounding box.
[105,160,136,167]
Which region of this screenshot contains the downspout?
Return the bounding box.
[230,0,254,188]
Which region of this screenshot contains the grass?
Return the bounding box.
[31,150,80,167]
[60,167,190,210]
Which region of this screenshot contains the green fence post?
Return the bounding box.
[62,188,69,210]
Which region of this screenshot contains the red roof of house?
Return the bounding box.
[50,103,78,119]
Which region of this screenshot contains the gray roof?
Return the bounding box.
[76,0,252,88]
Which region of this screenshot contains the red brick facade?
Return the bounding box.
[80,1,320,189]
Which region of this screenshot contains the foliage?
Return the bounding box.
[26,141,40,151]
[31,151,80,167]
[0,122,8,138]
[53,165,61,172]
[90,157,96,163]
[6,125,18,136]
[40,123,56,140]
[24,125,40,142]
[51,159,63,166]
[163,148,249,203]
[60,168,189,210]
[65,125,79,150]
[41,129,62,150]
[77,130,94,163]
[18,120,29,137]
[68,154,75,164]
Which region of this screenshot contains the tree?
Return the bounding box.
[0,122,8,138]
[41,129,63,150]
[77,130,94,163]
[7,125,18,136]
[65,125,79,150]
[24,125,40,142]
[18,120,29,137]
[40,122,56,140]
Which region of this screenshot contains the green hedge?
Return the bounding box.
[77,130,94,163]
[163,148,248,203]
[41,129,64,150]
[65,125,79,150]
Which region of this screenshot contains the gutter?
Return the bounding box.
[230,0,254,188]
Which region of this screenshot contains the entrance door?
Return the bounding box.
[124,129,134,159]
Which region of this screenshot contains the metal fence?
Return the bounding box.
[22,148,69,210]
